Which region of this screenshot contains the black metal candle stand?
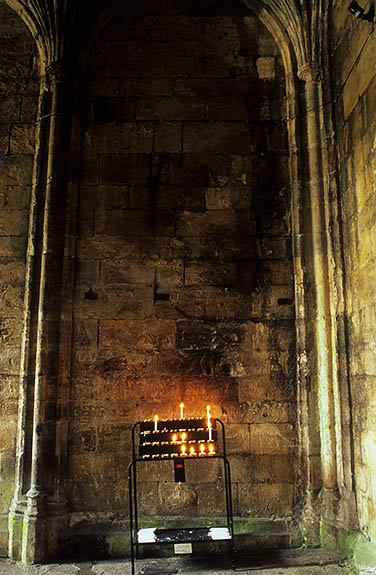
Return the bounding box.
[128,417,236,575]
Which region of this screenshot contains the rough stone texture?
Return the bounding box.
[0,552,358,575]
[331,0,376,555]
[68,0,295,541]
[0,2,39,555]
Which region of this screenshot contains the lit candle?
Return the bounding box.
[200,444,205,455]
[180,402,184,419]
[172,434,177,443]
[181,432,187,442]
[154,415,158,432]
[209,444,214,455]
[181,445,186,456]
[206,405,212,441]
[190,446,195,456]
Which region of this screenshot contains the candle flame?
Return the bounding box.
[172,434,177,442]
[209,444,214,454]
[190,446,195,455]
[181,445,186,455]
[181,432,187,441]
[200,444,205,453]
[180,402,184,419]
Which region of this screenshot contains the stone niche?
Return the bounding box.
[69,0,296,556]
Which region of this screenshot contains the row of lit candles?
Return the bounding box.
[142,444,216,458]
[181,443,216,456]
[153,404,213,441]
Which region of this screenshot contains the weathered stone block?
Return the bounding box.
[0,420,17,452]
[70,428,97,453]
[73,319,98,348]
[0,156,33,186]
[250,423,295,455]
[243,401,294,424]
[99,319,176,350]
[9,125,35,155]
[136,482,159,516]
[185,458,223,484]
[236,482,294,516]
[158,482,198,515]
[155,260,184,291]
[184,260,238,287]
[0,452,15,481]
[0,479,14,513]
[225,424,251,455]
[76,259,100,285]
[97,352,155,382]
[137,96,204,121]
[205,187,250,210]
[0,347,20,375]
[99,154,149,184]
[95,208,175,237]
[80,184,129,211]
[77,237,139,261]
[154,122,182,153]
[100,260,154,285]
[74,285,154,319]
[0,317,23,346]
[183,123,253,154]
[0,209,28,236]
[176,210,248,238]
[251,454,296,484]
[97,424,132,453]
[121,78,174,98]
[176,321,244,351]
[137,460,174,484]
[196,482,228,516]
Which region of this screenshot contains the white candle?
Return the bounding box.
[207,405,212,441]
[180,402,184,419]
[154,415,158,432]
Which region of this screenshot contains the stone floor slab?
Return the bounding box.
[0,551,358,575]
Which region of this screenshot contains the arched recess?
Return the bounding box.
[0,0,358,563]
[68,0,297,556]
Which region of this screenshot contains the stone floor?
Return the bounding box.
[0,550,361,575]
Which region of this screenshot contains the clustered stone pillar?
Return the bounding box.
[298,61,340,520]
[8,61,71,564]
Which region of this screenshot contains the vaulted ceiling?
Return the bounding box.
[3,0,328,76]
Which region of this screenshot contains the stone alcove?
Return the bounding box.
[67,0,296,553]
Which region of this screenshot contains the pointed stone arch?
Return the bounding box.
[1,0,358,563]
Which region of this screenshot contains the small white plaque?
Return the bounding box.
[174,543,192,554]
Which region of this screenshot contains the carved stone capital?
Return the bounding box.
[46,61,65,85]
[298,62,321,84]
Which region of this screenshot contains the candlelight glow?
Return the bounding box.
[209,444,214,454]
[154,415,158,432]
[181,445,186,455]
[172,434,177,442]
[200,444,205,454]
[181,432,187,442]
[207,405,212,441]
[190,446,195,455]
[180,402,184,419]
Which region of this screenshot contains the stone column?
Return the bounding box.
[298,62,339,518]
[8,61,71,564]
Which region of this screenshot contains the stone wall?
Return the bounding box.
[331,0,376,563]
[69,0,296,536]
[0,3,39,554]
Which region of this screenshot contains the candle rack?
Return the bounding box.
[128,417,236,575]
